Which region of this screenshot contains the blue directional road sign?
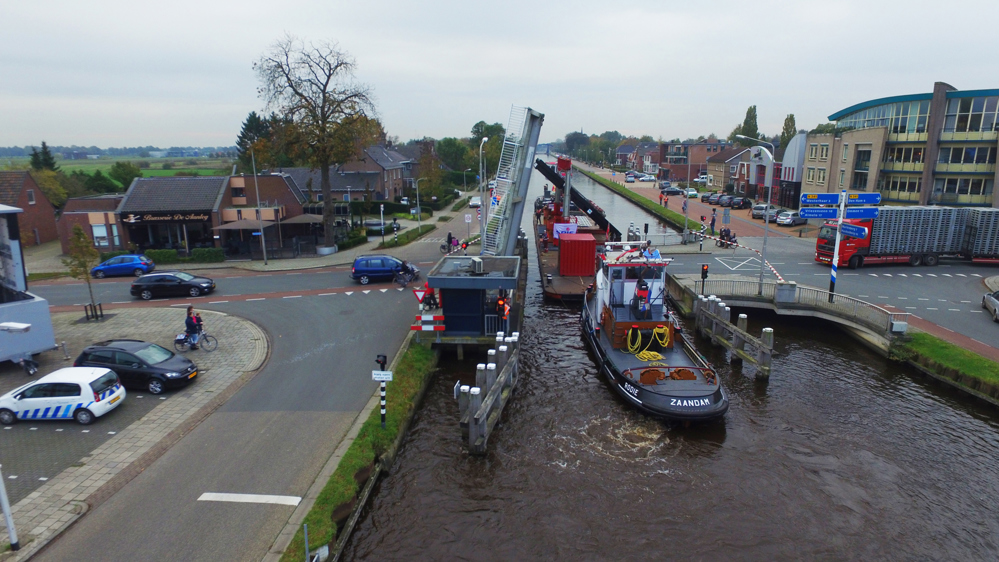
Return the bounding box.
[846,193,881,205]
[839,223,869,238]
[844,207,879,219]
[800,193,841,205]
[798,207,838,219]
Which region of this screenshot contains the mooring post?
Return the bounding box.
[734,313,748,354]
[468,387,482,449]
[476,363,486,391]
[712,302,726,345]
[459,385,470,419]
[486,363,497,393]
[487,348,496,374]
[497,345,508,374]
[758,327,774,379]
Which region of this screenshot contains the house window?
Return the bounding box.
[27,189,36,205]
[817,168,827,184]
[843,144,848,161]
[92,224,109,247]
[820,144,829,160]
[809,144,818,159]
[729,165,736,174]
[806,167,816,183]
[839,169,845,187]
[232,187,245,198]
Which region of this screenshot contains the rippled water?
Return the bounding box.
[344,171,999,560]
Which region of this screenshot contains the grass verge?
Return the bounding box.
[575,168,698,231]
[437,215,453,222]
[27,271,66,282]
[279,340,437,562]
[377,224,436,249]
[451,197,470,211]
[903,332,999,387]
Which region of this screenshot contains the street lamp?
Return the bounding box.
[250,150,267,265]
[414,177,428,232]
[479,137,488,250]
[736,134,775,295]
[462,168,471,191]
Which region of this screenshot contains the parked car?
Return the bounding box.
[700,192,713,202]
[91,254,155,279]
[130,271,216,300]
[640,175,656,182]
[693,176,709,185]
[718,195,735,207]
[469,196,482,208]
[765,207,788,221]
[625,171,640,178]
[752,204,778,219]
[708,193,724,205]
[662,186,684,196]
[0,367,125,425]
[730,197,752,209]
[686,188,699,198]
[74,340,198,395]
[776,210,807,226]
[659,180,672,189]
[983,291,999,321]
[625,176,635,183]
[351,254,405,285]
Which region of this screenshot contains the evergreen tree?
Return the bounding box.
[85,170,119,193]
[780,114,797,149]
[108,161,143,188]
[29,141,59,171]
[235,111,271,169]
[736,106,759,146]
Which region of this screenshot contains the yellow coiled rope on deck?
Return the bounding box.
[626,325,671,362]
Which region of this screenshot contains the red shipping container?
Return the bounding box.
[558,233,597,277]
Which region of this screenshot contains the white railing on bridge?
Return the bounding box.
[482,106,528,256]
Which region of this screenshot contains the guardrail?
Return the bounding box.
[670,276,908,340]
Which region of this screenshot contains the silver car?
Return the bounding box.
[983,291,999,321]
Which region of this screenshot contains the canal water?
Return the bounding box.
[344,169,999,560]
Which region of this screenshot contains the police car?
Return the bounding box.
[0,367,126,426]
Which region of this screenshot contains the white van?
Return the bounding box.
[0,367,126,425]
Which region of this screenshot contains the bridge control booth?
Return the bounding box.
[427,255,522,343]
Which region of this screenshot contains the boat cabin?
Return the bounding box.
[592,247,676,351]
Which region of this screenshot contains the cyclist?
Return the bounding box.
[399,260,416,283]
[185,306,200,350]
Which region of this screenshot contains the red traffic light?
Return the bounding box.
[701,264,709,280]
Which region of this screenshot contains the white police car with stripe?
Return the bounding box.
[0,367,126,426]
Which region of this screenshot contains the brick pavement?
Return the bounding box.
[0,308,267,559]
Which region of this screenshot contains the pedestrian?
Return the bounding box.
[447,231,453,249]
[665,196,669,209]
[659,192,664,206]
[710,210,717,237]
[185,306,200,350]
[540,230,549,252]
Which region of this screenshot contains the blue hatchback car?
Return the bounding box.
[350,254,404,285]
[91,254,155,278]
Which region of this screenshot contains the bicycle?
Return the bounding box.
[394,266,421,287]
[174,327,218,352]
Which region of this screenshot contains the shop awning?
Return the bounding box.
[212,219,277,230]
[280,213,324,224]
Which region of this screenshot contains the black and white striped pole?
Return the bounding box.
[374,354,391,429]
[0,463,19,551]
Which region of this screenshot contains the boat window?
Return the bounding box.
[611,268,623,280]
[625,266,660,280]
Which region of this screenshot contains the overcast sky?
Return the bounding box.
[2,0,997,148]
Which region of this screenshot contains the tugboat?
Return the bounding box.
[581,243,729,421]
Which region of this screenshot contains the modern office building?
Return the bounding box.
[805,82,998,206]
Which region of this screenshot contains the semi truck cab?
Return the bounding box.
[815,219,877,268]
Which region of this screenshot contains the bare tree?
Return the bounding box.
[62,225,100,311]
[254,35,376,247]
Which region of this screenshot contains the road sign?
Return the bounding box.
[839,223,869,238]
[798,208,838,219]
[722,208,730,224]
[372,370,393,382]
[413,289,427,302]
[845,207,879,219]
[465,214,472,223]
[801,193,841,205]
[846,193,881,205]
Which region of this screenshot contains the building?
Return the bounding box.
[338,145,412,201]
[57,194,126,254]
[117,176,228,253]
[821,82,998,206]
[615,144,635,167]
[658,139,729,182]
[0,171,58,247]
[635,142,660,174]
[705,147,750,191]
[281,167,382,202]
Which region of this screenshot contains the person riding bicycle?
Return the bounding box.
[727,231,738,247]
[185,306,200,350]
[400,260,416,282]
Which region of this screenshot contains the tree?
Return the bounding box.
[235,111,271,169]
[86,170,118,193]
[30,141,59,171]
[735,106,759,146]
[639,135,654,143]
[810,123,838,134]
[436,137,470,171]
[780,114,797,150]
[108,161,143,189]
[255,35,376,247]
[28,169,68,208]
[62,225,100,312]
[565,131,590,153]
[598,131,623,145]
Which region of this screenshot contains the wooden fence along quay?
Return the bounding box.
[693,296,774,378]
[456,332,520,455]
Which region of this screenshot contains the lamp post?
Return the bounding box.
[251,150,267,265]
[736,135,775,295]
[414,177,427,232]
[479,137,488,248]
[462,168,471,192]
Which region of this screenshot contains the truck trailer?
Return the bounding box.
[815,206,999,268]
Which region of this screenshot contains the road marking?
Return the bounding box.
[197,492,301,506]
[282,295,302,299]
[973,338,987,345]
[972,273,982,277]
[971,310,983,313]
[961,300,971,303]
[82,430,90,433]
[398,288,404,291]
[785,273,800,276]
[913,274,923,277]
[869,274,878,277]
[898,297,907,300]
[906,307,917,309]
[956,273,967,277]
[771,262,784,265]
[948,308,961,311]
[813,273,825,276]
[39,477,48,481]
[209,301,229,304]
[883,274,893,277]
[170,303,189,307]
[942,274,953,277]
[843,273,858,276]
[108,431,116,435]
[345,291,354,296]
[927,307,938,310]
[7,475,16,479]
[939,299,948,302]
[30,427,37,431]
[363,290,371,294]
[797,262,812,265]
[56,428,63,431]
[136,395,144,399]
[858,295,869,298]
[878,296,889,299]
[318,293,336,296]
[286,273,302,275]
[918,298,929,301]
[112,301,129,304]
[927,274,938,277]
[380,289,388,293]
[246,298,265,301]
[898,274,907,277]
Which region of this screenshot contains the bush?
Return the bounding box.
[145,249,180,264]
[99,250,130,262]
[191,247,224,262]
[185,159,198,165]
[137,161,150,169]
[337,232,369,251]
[377,224,436,249]
[161,162,173,170]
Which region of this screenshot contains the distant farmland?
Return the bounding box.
[4,157,235,177]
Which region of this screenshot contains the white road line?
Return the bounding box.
[939,299,948,302]
[345,291,354,296]
[170,303,189,307]
[7,475,16,479]
[859,295,869,298]
[112,301,129,304]
[318,293,336,296]
[898,297,907,300]
[246,298,265,301]
[884,274,893,277]
[918,298,929,301]
[771,262,784,265]
[927,307,938,310]
[286,273,302,275]
[82,430,90,433]
[927,274,938,277]
[39,477,48,481]
[961,300,971,303]
[197,492,301,506]
[913,274,923,277]
[843,273,859,276]
[282,295,302,299]
[972,274,982,277]
[209,301,229,304]
[905,307,917,309]
[797,262,812,265]
[943,274,953,277]
[813,273,825,275]
[55,428,63,431]
[868,274,878,277]
[956,274,967,277]
[380,289,388,293]
[948,308,961,311]
[108,431,116,435]
[785,273,800,276]
[971,310,983,313]
[898,274,907,277]
[878,296,889,299]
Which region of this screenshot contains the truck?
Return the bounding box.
[815,206,999,268]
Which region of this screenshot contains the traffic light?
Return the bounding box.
[375,354,387,370]
[701,264,709,280]
[496,296,506,315]
[700,215,706,222]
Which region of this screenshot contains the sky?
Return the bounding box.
[2,0,998,148]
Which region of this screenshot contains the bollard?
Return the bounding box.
[304,523,310,562]
[0,464,19,551]
[61,341,70,360]
[547,273,553,286]
[496,331,505,339]
[487,349,497,379]
[486,363,497,393]
[459,385,470,418]
[469,387,482,447]
[737,313,748,332]
[734,313,748,354]
[476,363,486,390]
[758,327,774,379]
[497,345,508,374]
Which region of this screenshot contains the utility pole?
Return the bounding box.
[251,150,267,265]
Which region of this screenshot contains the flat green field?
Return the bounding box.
[5,157,233,176]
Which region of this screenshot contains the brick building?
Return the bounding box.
[57,194,126,254]
[0,171,58,247]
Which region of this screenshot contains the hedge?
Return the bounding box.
[99,250,130,262]
[144,249,181,264]
[191,247,224,262]
[377,224,436,249]
[337,233,369,251]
